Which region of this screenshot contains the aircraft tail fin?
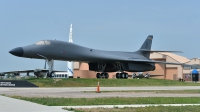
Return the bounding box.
[139,35,153,58]
[138,35,182,58]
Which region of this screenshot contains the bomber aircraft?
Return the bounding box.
[9,35,184,79]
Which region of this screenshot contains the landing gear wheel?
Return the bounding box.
[47,72,53,78]
[96,73,101,78]
[116,73,120,79]
[97,72,109,79]
[105,73,109,79]
[120,73,125,79]
[47,72,50,78]
[100,73,104,78]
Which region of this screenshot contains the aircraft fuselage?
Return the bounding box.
[12,40,147,62]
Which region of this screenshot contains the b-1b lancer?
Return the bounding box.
[9,35,183,79]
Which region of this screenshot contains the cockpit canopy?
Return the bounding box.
[35,40,51,45]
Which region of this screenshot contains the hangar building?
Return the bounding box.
[72,52,200,81]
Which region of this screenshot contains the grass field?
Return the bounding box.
[84,90,200,94]
[26,78,200,87]
[9,96,200,106]
[63,106,200,112]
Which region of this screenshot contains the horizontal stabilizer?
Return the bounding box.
[140,50,183,53]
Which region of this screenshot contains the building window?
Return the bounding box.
[191,65,200,69]
[183,65,191,70]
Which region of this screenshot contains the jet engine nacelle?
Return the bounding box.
[33,69,47,77]
[122,63,155,72]
[34,70,41,77]
[13,73,20,76]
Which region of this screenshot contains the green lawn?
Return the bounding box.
[64,106,200,112]
[84,90,200,94]
[26,78,200,87]
[9,96,200,106]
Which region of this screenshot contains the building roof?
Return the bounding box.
[159,52,190,63]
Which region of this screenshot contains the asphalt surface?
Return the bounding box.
[1,86,200,98]
[0,95,69,112]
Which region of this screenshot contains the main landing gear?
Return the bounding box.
[96,72,109,79]
[113,62,128,79]
[95,63,129,79]
[96,63,109,79]
[116,72,128,79]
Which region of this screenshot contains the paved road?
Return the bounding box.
[1,86,200,98]
[0,95,69,112]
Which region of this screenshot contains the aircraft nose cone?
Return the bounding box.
[9,47,24,57]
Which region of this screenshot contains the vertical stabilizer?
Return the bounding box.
[139,35,153,58]
[68,24,74,78]
[140,35,153,50]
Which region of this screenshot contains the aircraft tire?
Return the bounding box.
[120,73,125,79]
[49,72,54,78]
[116,73,120,79]
[105,73,109,79]
[47,72,50,77]
[96,73,101,78]
[100,73,105,78]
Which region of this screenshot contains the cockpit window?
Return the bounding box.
[35,40,51,45]
[44,40,51,45]
[35,41,45,45]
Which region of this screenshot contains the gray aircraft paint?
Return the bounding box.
[9,35,183,72]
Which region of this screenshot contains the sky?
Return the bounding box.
[0,0,200,72]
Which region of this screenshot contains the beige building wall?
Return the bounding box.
[74,62,80,69]
[74,70,96,78]
[165,56,182,80]
[150,52,166,59]
[79,62,89,70]
[166,67,178,80]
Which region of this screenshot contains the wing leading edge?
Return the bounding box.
[139,50,183,53]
